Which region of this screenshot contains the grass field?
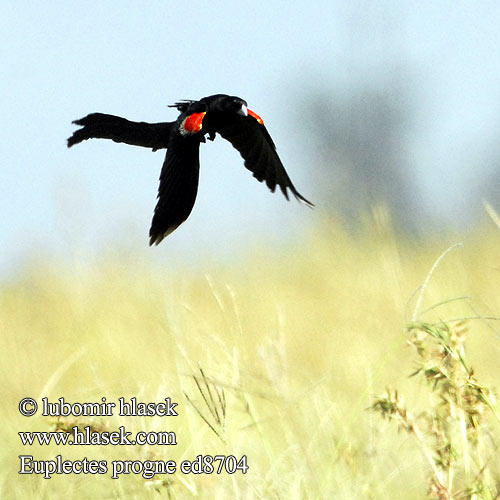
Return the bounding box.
[2,213,500,499]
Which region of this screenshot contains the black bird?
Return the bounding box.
[67,94,313,245]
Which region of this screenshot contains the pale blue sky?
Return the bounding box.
[2,2,500,276]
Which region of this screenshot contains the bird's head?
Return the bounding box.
[202,94,248,117]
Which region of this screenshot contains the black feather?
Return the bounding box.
[67,94,313,245]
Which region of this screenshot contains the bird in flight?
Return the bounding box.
[67,94,313,245]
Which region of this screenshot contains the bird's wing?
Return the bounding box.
[215,114,313,206]
[149,134,201,245]
[67,113,174,151]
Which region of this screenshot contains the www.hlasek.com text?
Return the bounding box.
[19,425,176,446]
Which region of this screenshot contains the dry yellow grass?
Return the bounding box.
[2,214,500,499]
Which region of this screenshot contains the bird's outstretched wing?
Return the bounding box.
[67,113,174,151]
[149,133,201,245]
[215,113,313,207]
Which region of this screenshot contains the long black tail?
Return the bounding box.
[67,113,174,151]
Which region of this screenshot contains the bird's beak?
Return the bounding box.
[238,104,248,117]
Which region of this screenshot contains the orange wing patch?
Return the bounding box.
[248,109,264,125]
[181,112,206,135]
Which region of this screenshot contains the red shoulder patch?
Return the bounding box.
[248,108,264,125]
[182,112,206,134]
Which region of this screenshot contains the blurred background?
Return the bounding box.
[2,1,500,275]
[4,4,500,497]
